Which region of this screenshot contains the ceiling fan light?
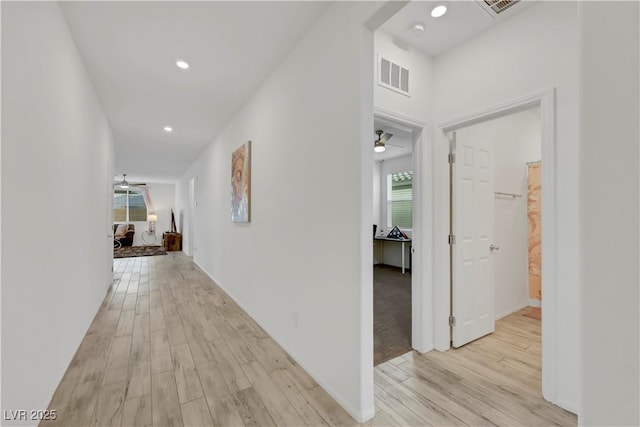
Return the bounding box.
[374,142,386,153]
[119,174,130,189]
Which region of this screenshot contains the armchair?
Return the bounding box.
[113,223,135,248]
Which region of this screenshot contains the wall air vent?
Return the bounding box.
[476,0,521,17]
[378,56,410,97]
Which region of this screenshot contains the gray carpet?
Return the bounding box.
[374,264,411,366]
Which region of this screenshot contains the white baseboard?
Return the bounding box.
[555,398,578,415]
[191,260,373,424]
[528,298,541,308]
[495,302,529,320]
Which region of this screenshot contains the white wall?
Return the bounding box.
[1,2,115,424]
[579,2,639,425]
[432,1,580,411]
[124,183,175,246]
[457,109,541,319]
[176,2,382,421]
[374,30,432,122]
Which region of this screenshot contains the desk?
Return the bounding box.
[375,237,412,274]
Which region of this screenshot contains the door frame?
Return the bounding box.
[433,88,558,403]
[188,176,196,256]
[374,106,430,353]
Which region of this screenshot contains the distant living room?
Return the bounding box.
[112,176,178,257]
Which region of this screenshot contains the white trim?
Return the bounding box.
[433,88,559,404]
[374,107,432,353]
[496,302,529,320]
[374,105,427,129]
[193,260,375,423]
[528,298,542,308]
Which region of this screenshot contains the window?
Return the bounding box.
[387,171,413,229]
[114,189,147,222]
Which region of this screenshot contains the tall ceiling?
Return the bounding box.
[60,1,330,183]
[61,1,538,183]
[380,0,536,57]
[372,0,537,161]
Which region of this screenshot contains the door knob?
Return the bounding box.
[490,244,500,251]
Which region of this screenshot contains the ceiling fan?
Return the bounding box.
[114,174,146,189]
[374,129,402,153]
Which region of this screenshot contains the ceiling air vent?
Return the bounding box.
[378,56,410,97]
[477,0,521,17]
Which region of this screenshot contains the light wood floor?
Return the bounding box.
[44,253,576,426]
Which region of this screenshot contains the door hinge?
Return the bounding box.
[449,316,456,327]
[448,234,456,245]
[448,153,456,164]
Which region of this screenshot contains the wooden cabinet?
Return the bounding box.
[163,232,182,252]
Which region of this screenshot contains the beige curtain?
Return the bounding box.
[528,162,542,301]
[140,186,155,215]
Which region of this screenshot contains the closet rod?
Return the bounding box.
[494,191,522,198]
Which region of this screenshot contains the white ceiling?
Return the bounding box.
[380,0,537,57]
[60,1,539,183]
[60,1,330,184]
[371,1,538,161]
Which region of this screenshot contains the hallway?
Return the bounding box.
[45,254,356,426]
[45,254,576,426]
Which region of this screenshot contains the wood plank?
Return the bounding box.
[103,335,131,385]
[135,295,149,314]
[269,369,330,426]
[59,380,101,426]
[149,305,166,332]
[183,323,216,365]
[149,290,162,308]
[132,313,150,344]
[92,380,126,426]
[232,387,276,427]
[115,310,135,337]
[171,343,204,403]
[126,341,150,399]
[122,294,137,312]
[305,385,358,427]
[181,397,214,427]
[151,370,183,427]
[196,361,245,426]
[150,329,172,374]
[166,314,188,346]
[207,338,252,392]
[241,361,305,426]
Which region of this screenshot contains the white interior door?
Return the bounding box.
[451,130,495,347]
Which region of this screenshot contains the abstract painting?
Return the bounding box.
[527,162,542,301]
[231,141,251,222]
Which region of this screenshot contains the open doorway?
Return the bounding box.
[447,105,544,385]
[372,115,423,365]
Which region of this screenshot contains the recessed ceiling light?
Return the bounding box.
[176,60,189,69]
[408,22,425,34]
[431,4,448,18]
[163,126,173,132]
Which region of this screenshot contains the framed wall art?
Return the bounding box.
[231,141,251,222]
